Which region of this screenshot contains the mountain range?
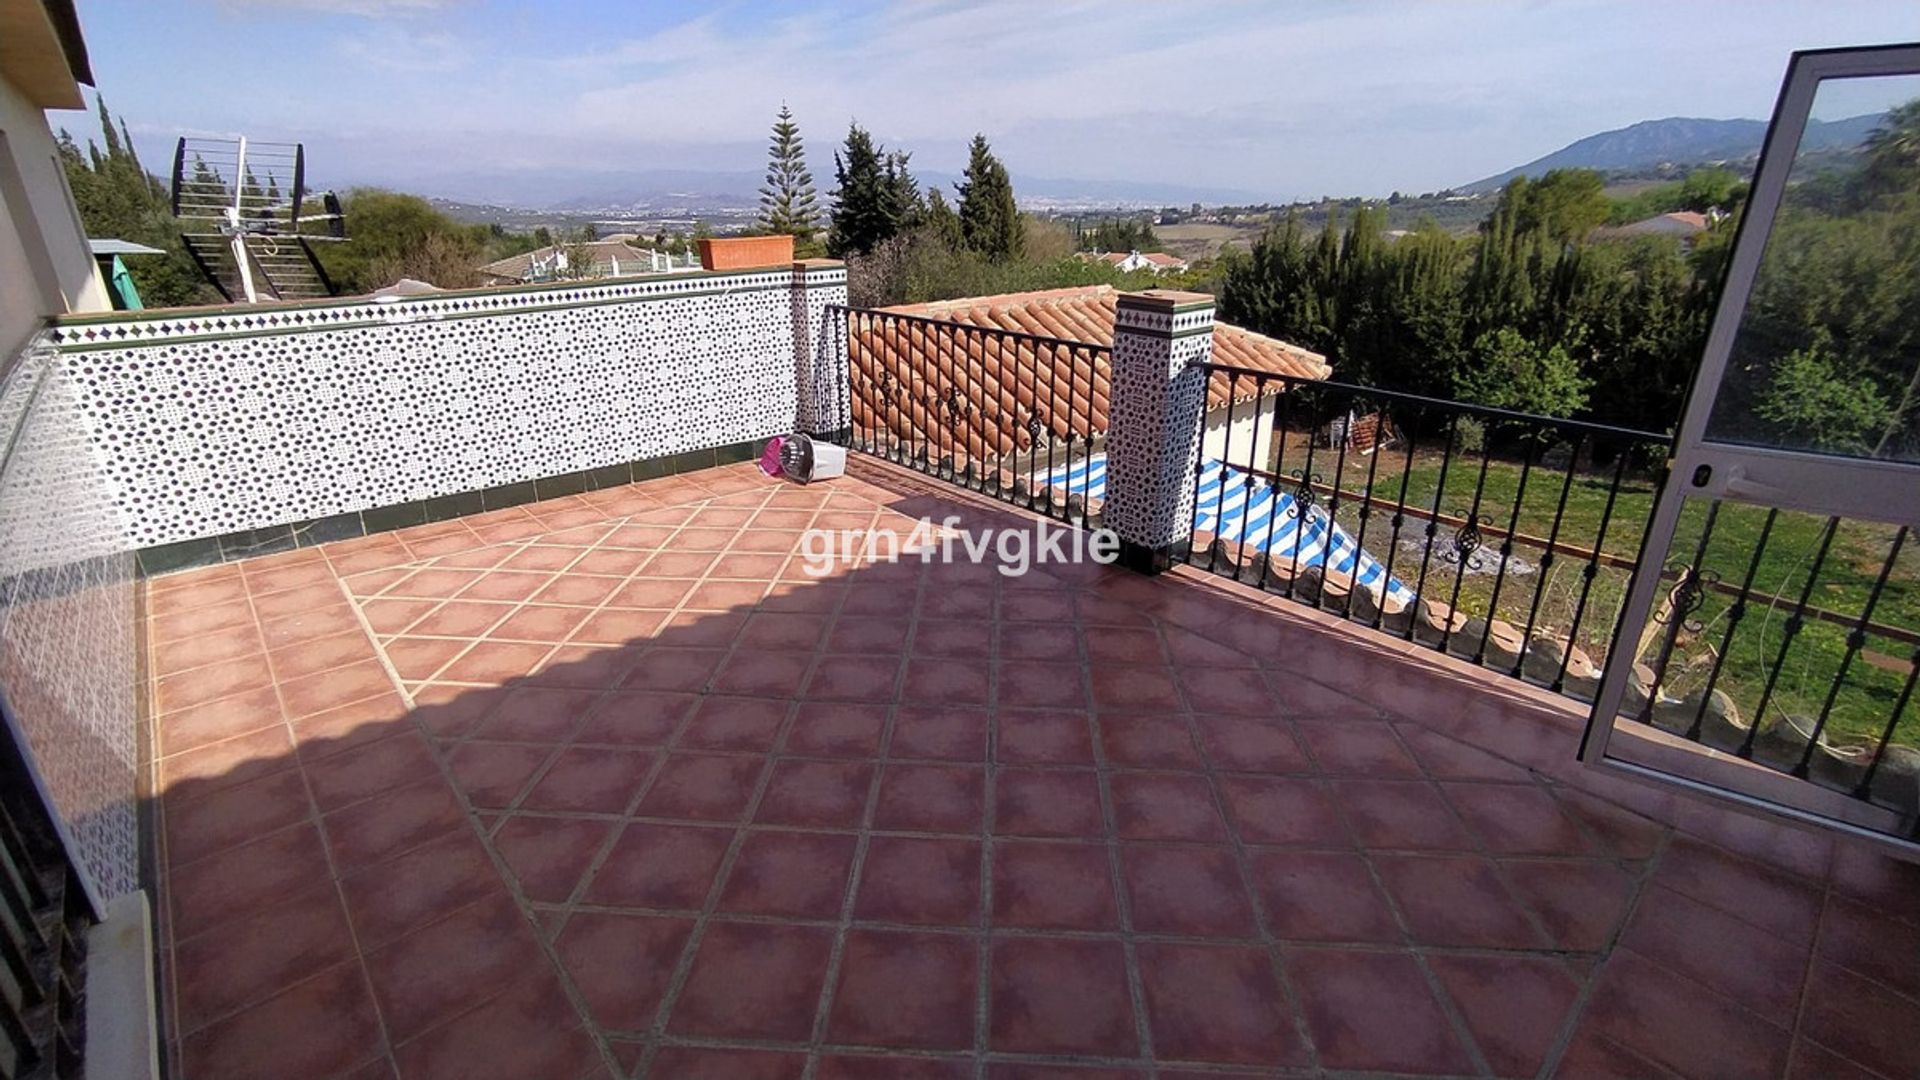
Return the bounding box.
[1460,112,1886,193]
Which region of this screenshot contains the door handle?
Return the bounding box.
[1721,466,1788,501]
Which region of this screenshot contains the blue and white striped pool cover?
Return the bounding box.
[1038,454,1415,605]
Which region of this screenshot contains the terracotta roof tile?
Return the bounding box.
[850,286,1329,460]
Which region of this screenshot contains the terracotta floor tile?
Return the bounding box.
[1797,959,1920,1080]
[158,685,285,756]
[786,701,888,758]
[168,820,332,931]
[1178,667,1272,716]
[711,649,814,697]
[1374,854,1548,949]
[803,654,904,703]
[436,640,553,686]
[678,694,790,751]
[1126,843,1263,936]
[993,767,1105,838]
[403,607,510,645]
[612,647,722,695]
[470,685,601,742]
[996,709,1097,765]
[1247,849,1400,943]
[164,766,314,869]
[304,731,439,812]
[828,615,915,654]
[179,961,385,1080]
[1444,780,1596,856]
[891,706,989,761]
[855,835,982,926]
[738,610,832,650]
[585,822,732,909]
[573,689,696,745]
[991,841,1118,930]
[522,747,655,813]
[650,1047,806,1079]
[337,829,503,948]
[251,581,352,623]
[535,643,643,690]
[996,621,1080,661]
[159,723,295,798]
[818,1055,970,1080]
[1091,664,1185,711]
[1397,724,1535,782]
[1289,946,1476,1074]
[288,688,414,753]
[1622,884,1809,1025]
[1110,772,1227,842]
[988,936,1135,1056]
[555,911,694,1032]
[266,629,382,683]
[1292,719,1422,778]
[491,814,618,904]
[363,892,544,1040]
[1500,857,1636,953]
[488,603,591,643]
[150,569,249,613]
[446,741,552,808]
[358,597,439,636]
[1437,953,1581,1078]
[569,607,668,646]
[278,658,396,720]
[754,758,870,827]
[171,884,357,1035]
[1335,780,1475,852]
[151,597,256,642]
[454,570,554,603]
[323,776,467,870]
[1787,1038,1884,1080]
[1135,942,1307,1067]
[390,969,601,1080]
[1818,892,1920,1001]
[1653,835,1825,949]
[154,622,264,676]
[827,928,978,1050]
[155,651,276,715]
[901,657,992,706]
[1098,713,1202,770]
[873,763,985,834]
[718,830,858,918]
[1216,775,1351,848]
[1193,713,1311,773]
[667,921,835,1041]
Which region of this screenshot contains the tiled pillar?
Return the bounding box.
[1103,289,1215,574]
[791,259,850,440]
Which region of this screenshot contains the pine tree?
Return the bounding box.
[882,150,921,232]
[955,134,1021,259]
[924,187,963,249]
[829,123,894,257]
[757,104,819,240]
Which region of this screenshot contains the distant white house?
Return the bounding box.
[1079,249,1190,274]
[476,238,696,285]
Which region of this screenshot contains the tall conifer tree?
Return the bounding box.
[955,134,1021,259]
[757,104,819,240]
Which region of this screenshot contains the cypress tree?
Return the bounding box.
[757,104,819,240]
[955,134,1021,259]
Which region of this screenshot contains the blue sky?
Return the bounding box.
[64,0,1920,205]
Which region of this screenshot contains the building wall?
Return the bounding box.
[1201,396,1277,471]
[0,70,108,364]
[0,336,140,900]
[46,265,848,551]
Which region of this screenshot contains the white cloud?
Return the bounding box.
[335,25,472,73]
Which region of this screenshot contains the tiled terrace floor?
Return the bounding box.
[145,458,1919,1080]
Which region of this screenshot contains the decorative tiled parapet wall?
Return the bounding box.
[1102,290,1216,573]
[791,259,851,437]
[44,262,848,554]
[0,340,139,901]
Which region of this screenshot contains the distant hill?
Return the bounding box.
[1462,113,1886,193]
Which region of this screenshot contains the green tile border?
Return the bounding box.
[134,438,767,578]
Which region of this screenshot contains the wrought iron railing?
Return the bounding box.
[832,305,1109,525]
[1182,361,1919,826]
[1180,361,1671,697]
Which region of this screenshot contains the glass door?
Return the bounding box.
[1584,45,1920,851]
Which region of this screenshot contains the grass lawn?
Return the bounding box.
[1260,435,1917,753]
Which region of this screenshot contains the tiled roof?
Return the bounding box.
[851,286,1329,458]
[1140,251,1188,268]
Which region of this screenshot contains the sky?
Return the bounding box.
[63,0,1920,206]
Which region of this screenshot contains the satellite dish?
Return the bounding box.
[169,136,348,303]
